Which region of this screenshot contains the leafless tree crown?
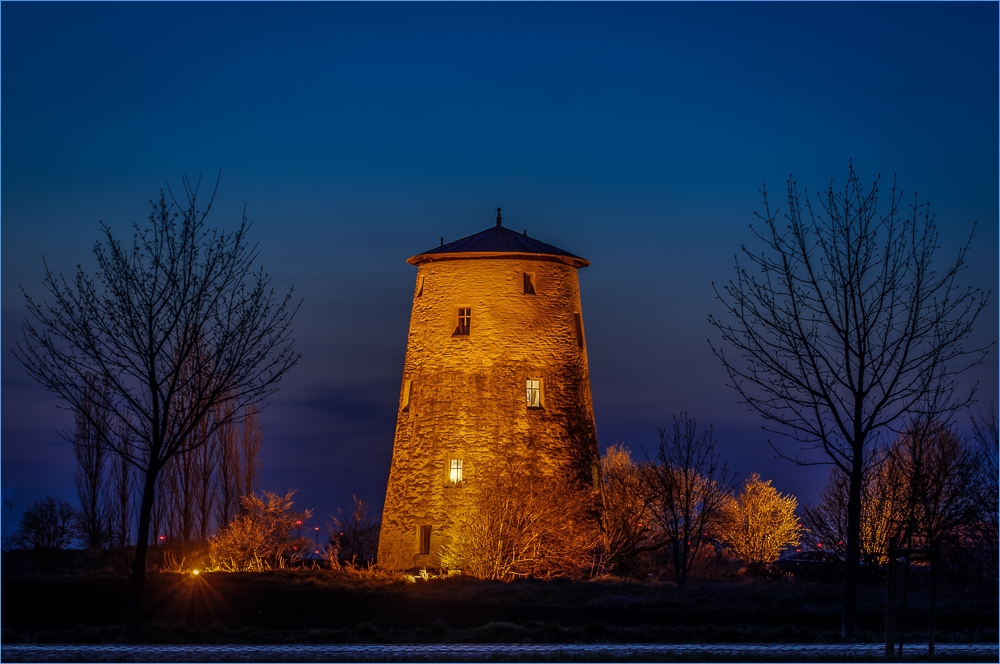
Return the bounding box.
[15,173,300,475]
[709,165,989,469]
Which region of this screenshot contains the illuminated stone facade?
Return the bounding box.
[378,212,600,570]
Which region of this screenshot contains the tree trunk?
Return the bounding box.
[673,539,687,591]
[129,467,158,634]
[843,450,863,640]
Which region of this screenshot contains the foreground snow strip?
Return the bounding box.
[2,643,998,662]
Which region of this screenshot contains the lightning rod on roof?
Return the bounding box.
[496,207,502,227]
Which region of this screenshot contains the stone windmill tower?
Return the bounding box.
[378,209,599,570]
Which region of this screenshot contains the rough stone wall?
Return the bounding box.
[378,255,599,570]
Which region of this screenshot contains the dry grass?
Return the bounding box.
[2,566,995,646]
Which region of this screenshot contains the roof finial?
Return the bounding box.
[496,207,502,227]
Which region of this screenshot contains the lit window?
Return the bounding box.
[526,379,542,408]
[449,458,463,483]
[523,273,536,295]
[401,380,413,412]
[454,307,471,335]
[419,525,431,555]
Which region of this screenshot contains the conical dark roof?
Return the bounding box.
[409,209,587,267]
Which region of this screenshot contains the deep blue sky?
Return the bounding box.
[3,2,997,533]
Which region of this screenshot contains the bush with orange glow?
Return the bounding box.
[209,490,312,571]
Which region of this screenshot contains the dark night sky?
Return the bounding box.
[2,2,997,532]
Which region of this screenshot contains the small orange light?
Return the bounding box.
[192,569,200,576]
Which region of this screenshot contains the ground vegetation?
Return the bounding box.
[440,447,599,580]
[1,570,995,648]
[209,490,312,572]
[72,379,113,550]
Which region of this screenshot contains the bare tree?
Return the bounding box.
[193,416,216,543]
[642,413,732,591]
[214,401,262,530]
[2,490,18,551]
[214,400,239,529]
[73,380,111,550]
[892,419,980,559]
[970,407,998,577]
[163,437,197,543]
[149,472,167,547]
[329,495,381,566]
[801,450,906,568]
[14,174,299,626]
[709,164,988,637]
[210,403,263,530]
[107,419,135,564]
[11,496,79,550]
[597,444,658,578]
[238,404,263,513]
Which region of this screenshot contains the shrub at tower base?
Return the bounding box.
[439,447,599,580]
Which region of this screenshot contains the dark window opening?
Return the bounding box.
[574,313,585,348]
[419,525,431,554]
[454,308,471,336]
[523,273,536,295]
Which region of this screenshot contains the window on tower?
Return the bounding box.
[400,380,413,412]
[526,378,542,408]
[523,273,536,295]
[419,525,431,555]
[449,458,464,483]
[454,307,471,335]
